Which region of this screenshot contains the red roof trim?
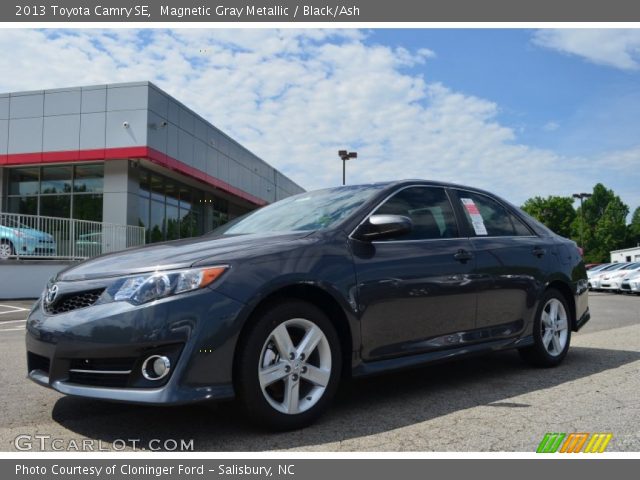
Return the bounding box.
[0,147,267,206]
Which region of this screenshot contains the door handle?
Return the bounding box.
[532,246,547,257]
[454,249,473,263]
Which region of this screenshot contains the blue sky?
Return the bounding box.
[372,29,640,156]
[0,28,638,213]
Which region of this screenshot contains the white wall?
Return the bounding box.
[611,248,640,263]
[0,261,71,299]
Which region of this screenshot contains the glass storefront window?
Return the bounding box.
[40,195,71,218]
[5,164,104,223]
[166,204,180,240]
[6,196,38,215]
[139,170,151,198]
[73,194,103,222]
[149,199,165,243]
[138,196,150,230]
[166,181,179,207]
[150,173,165,202]
[74,164,104,193]
[8,168,39,195]
[41,166,72,194]
[138,169,216,243]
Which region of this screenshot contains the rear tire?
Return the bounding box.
[235,300,342,430]
[519,288,571,367]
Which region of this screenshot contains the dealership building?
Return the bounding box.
[0,81,303,238]
[0,81,304,297]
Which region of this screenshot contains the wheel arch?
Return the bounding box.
[232,283,356,384]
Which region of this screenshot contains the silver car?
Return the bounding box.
[620,270,640,294]
[589,263,630,290]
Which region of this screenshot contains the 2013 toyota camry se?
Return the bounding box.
[26,180,590,429]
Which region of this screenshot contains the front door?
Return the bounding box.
[352,186,478,361]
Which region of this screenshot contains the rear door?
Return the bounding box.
[353,186,478,361]
[450,189,550,332]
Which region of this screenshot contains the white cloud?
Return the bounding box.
[0,28,638,209]
[533,29,640,70]
[542,121,559,132]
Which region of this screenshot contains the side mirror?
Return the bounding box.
[352,214,412,241]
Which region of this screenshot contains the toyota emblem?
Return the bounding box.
[45,284,59,305]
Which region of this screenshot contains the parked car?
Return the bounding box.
[586,263,611,277]
[74,232,103,258]
[600,262,640,292]
[620,270,640,295]
[25,180,590,429]
[585,263,604,270]
[0,214,57,260]
[589,263,630,290]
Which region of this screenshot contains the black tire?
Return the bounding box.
[519,288,572,368]
[235,300,342,430]
[0,240,15,260]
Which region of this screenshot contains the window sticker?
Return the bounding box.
[460,198,488,235]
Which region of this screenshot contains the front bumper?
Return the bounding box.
[600,280,622,291]
[26,286,246,405]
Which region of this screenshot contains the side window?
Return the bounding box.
[375,187,459,240]
[457,191,532,237]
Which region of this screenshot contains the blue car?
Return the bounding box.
[0,215,57,259]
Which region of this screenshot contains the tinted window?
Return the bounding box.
[457,191,532,237]
[375,187,458,240]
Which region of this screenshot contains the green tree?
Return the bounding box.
[521,196,576,238]
[627,207,640,247]
[571,183,629,263]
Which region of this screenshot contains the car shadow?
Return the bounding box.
[50,346,640,451]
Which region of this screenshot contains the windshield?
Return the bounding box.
[589,264,610,272]
[608,263,630,271]
[215,184,387,235]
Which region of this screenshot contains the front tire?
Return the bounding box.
[0,240,15,260]
[235,300,342,430]
[519,289,571,367]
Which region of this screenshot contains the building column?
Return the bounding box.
[0,167,4,210]
[102,159,140,249]
[102,159,139,226]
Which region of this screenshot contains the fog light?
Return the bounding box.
[141,355,171,381]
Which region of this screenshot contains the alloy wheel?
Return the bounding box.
[540,298,569,356]
[258,318,332,415]
[0,243,12,259]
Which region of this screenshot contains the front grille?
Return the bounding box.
[27,352,50,374]
[621,282,631,291]
[68,357,136,388]
[68,372,130,388]
[44,289,104,315]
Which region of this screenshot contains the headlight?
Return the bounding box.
[114,266,228,305]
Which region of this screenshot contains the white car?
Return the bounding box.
[600,263,640,292]
[620,270,640,294]
[589,263,630,290]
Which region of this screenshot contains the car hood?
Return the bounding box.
[56,231,313,281]
[9,227,52,240]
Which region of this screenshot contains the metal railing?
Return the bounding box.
[0,212,145,260]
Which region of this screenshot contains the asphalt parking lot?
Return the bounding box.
[1,292,638,452]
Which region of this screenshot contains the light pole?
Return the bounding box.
[572,192,592,248]
[338,150,357,186]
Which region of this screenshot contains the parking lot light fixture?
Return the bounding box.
[338,150,357,185]
[572,192,593,249]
